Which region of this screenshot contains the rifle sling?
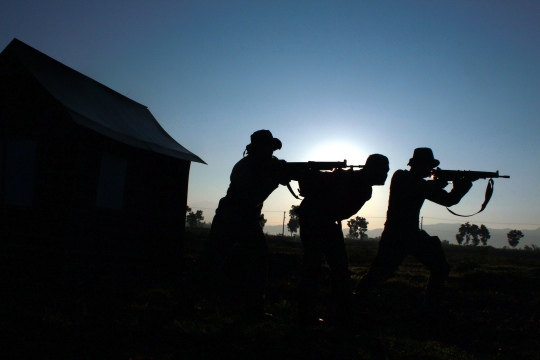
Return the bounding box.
[287,182,302,200]
[446,178,494,217]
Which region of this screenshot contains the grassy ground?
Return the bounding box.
[2,228,539,359]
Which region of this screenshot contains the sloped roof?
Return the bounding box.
[1,38,205,163]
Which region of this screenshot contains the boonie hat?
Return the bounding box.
[248,130,282,151]
[407,147,440,168]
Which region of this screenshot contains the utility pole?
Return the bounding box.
[420,216,423,230]
[282,211,286,236]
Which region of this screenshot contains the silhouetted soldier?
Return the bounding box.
[297,154,390,326]
[203,130,286,320]
[354,148,475,312]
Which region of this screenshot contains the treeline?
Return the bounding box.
[186,205,536,251]
[185,206,208,228]
[454,222,528,249]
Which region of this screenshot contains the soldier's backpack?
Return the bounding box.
[298,168,365,220]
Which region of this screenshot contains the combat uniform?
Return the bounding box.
[297,169,373,321]
[355,169,472,306]
[205,155,282,315]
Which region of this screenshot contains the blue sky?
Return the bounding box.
[1,1,539,231]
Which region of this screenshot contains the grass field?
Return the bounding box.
[2,228,539,359]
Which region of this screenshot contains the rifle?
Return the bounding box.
[431,168,510,181]
[430,167,510,217]
[282,160,363,199]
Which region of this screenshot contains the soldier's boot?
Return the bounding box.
[330,271,369,328]
[297,269,325,328]
[352,277,376,313]
[422,265,450,314]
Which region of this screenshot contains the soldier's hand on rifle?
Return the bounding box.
[452,178,473,191]
[276,175,291,186]
[433,178,449,189]
[274,159,291,185]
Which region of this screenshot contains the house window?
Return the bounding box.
[0,140,38,206]
[96,154,127,210]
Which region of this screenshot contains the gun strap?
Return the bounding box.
[446,178,494,217]
[287,182,302,200]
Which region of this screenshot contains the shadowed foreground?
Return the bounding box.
[2,228,539,359]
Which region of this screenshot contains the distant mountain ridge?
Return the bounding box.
[262,223,540,249]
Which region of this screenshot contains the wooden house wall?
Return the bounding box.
[1,51,189,282]
[0,49,81,253]
[67,126,189,280]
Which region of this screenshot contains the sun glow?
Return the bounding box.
[306,141,367,166]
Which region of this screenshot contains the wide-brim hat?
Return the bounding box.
[407,147,440,168]
[248,130,282,151]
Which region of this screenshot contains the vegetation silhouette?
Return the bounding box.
[3,227,539,359]
[286,205,300,236]
[455,222,491,246]
[347,216,369,240]
[186,208,205,228]
[507,229,525,248]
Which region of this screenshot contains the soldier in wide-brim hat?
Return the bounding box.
[203,130,287,320]
[354,147,474,313]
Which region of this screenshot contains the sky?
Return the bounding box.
[1,0,539,233]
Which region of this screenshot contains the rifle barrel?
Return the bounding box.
[431,168,510,180]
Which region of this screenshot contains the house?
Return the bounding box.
[0,38,205,282]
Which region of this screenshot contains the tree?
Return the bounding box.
[347,216,369,239]
[287,205,300,236]
[186,205,192,225]
[479,224,491,246]
[186,209,204,227]
[455,233,464,245]
[456,222,490,246]
[507,229,524,248]
[456,222,471,245]
[469,224,480,246]
[524,244,540,252]
[258,213,267,229]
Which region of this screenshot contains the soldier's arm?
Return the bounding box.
[230,161,280,208]
[424,178,473,207]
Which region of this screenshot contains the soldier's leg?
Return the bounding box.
[203,210,236,270]
[322,221,352,319]
[234,223,269,316]
[199,212,236,297]
[414,233,451,308]
[354,232,406,296]
[298,217,325,320]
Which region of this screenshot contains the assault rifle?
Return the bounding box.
[430,167,510,217]
[283,160,362,181]
[431,168,510,181]
[281,160,363,199]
